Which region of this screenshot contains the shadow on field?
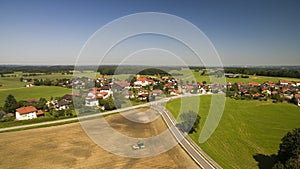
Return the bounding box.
[253,154,277,169]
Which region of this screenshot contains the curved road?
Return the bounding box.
[0,94,222,169]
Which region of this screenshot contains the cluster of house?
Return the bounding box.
[84,75,181,107]
[46,94,74,110]
[15,94,74,120]
[226,79,300,106]
[13,75,300,121]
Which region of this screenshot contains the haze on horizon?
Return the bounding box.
[0,0,299,66]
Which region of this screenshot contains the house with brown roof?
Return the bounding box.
[57,100,70,110]
[15,106,38,120]
[113,81,130,91]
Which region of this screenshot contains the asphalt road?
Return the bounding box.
[153,104,222,169]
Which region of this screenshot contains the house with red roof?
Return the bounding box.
[15,106,38,120]
[249,82,260,87]
[279,80,291,85]
[134,77,149,86]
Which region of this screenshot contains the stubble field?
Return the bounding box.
[0,109,198,169]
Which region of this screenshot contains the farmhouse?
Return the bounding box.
[57,100,70,110]
[279,80,290,86]
[15,106,38,120]
[134,77,149,86]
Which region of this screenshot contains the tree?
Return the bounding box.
[272,128,300,169]
[177,111,201,134]
[36,98,47,110]
[103,96,116,110]
[113,91,126,108]
[3,94,18,113]
[278,128,300,163]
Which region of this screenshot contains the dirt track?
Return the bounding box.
[0,109,198,169]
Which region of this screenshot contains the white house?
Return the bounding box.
[85,96,99,107]
[57,99,70,110]
[15,106,38,120]
[134,77,149,87]
[279,80,290,85]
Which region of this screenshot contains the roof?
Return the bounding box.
[136,77,147,82]
[58,100,69,106]
[100,86,110,90]
[26,98,38,103]
[62,94,73,100]
[295,94,300,99]
[114,81,130,88]
[282,88,290,93]
[279,80,291,83]
[16,106,37,115]
[253,93,261,97]
[36,110,44,116]
[249,82,260,86]
[99,92,108,96]
[152,89,163,94]
[186,85,194,90]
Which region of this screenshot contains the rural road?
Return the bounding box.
[153,104,222,169]
[0,94,222,169]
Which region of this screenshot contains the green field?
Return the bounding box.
[0,86,72,107]
[169,69,300,84]
[166,95,300,169]
[0,73,73,89]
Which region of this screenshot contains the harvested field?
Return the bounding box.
[0,109,198,169]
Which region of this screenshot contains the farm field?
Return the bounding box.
[0,109,198,169]
[0,86,72,107]
[166,95,300,169]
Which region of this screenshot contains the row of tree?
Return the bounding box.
[0,65,75,74]
[224,67,300,78]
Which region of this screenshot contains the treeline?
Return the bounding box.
[97,66,179,75]
[224,67,300,78]
[0,65,75,74]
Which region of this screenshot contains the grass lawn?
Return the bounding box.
[166,95,300,169]
[0,86,72,106]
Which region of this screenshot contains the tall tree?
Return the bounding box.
[272,128,300,169]
[177,111,201,134]
[4,94,18,113]
[278,128,300,163]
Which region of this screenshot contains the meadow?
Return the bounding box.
[169,69,300,84]
[166,95,300,169]
[0,72,73,107]
[0,86,72,107]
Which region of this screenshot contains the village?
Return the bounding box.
[2,72,300,122]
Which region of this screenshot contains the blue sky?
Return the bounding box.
[0,0,299,66]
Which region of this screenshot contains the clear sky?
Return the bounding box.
[0,0,299,66]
